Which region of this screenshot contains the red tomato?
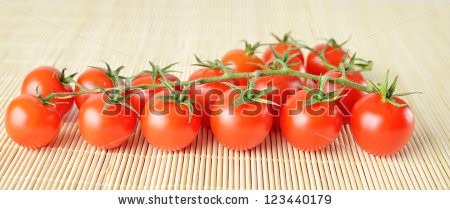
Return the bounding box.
[140,91,201,151]
[128,73,180,114]
[254,74,302,126]
[280,90,343,151]
[74,68,115,109]
[324,71,368,124]
[306,43,348,76]
[350,93,415,156]
[5,94,61,149]
[263,44,304,66]
[188,68,237,127]
[21,66,74,116]
[78,93,138,149]
[221,49,263,86]
[210,87,273,151]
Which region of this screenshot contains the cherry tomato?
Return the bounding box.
[140,91,201,151]
[306,43,348,76]
[21,66,74,116]
[280,90,343,151]
[5,94,61,149]
[324,71,368,123]
[78,93,138,149]
[74,68,115,109]
[221,49,263,86]
[210,87,273,151]
[128,73,180,114]
[350,93,415,156]
[263,44,304,66]
[188,68,237,127]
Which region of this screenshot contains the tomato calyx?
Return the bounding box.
[193,55,232,73]
[157,77,200,123]
[264,47,301,71]
[129,61,180,83]
[299,76,345,105]
[367,70,421,107]
[54,68,77,85]
[94,84,139,115]
[334,52,372,74]
[289,37,372,72]
[156,67,200,123]
[315,38,348,71]
[318,38,373,73]
[271,32,294,44]
[88,62,124,88]
[326,38,349,50]
[222,73,279,107]
[86,63,139,115]
[339,52,373,73]
[241,40,261,57]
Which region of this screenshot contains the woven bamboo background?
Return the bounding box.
[0,0,449,190]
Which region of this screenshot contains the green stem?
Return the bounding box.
[135,68,374,93]
[51,68,374,98]
[50,89,100,99]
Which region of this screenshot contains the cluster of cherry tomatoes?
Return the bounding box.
[5,33,415,156]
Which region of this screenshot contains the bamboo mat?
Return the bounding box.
[0,0,449,190]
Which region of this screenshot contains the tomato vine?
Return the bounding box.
[6,33,420,155]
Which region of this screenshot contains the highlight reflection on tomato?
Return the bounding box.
[5,94,61,149]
